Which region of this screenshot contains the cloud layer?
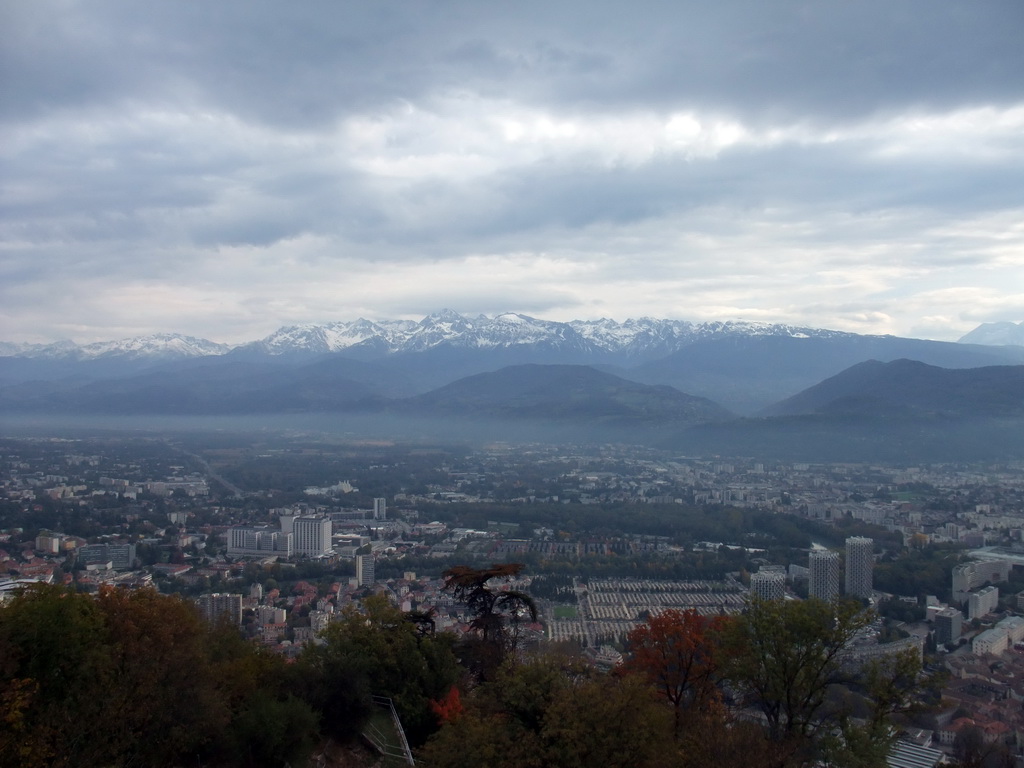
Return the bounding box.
[2,0,1023,343]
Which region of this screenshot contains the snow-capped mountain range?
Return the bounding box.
[0,333,232,361]
[0,311,861,361]
[4,311,1024,427]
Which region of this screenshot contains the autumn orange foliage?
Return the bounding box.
[430,685,465,724]
[622,608,726,735]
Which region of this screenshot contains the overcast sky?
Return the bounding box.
[2,1,1023,344]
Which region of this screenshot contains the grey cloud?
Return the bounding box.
[3,1,1022,131]
[2,0,1022,343]
[349,139,1020,254]
[5,108,1020,274]
[398,291,587,323]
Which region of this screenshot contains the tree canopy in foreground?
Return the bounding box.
[1,580,931,768]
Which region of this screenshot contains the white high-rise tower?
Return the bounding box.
[808,550,840,602]
[845,536,874,599]
[356,553,375,586]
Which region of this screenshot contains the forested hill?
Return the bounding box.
[1,578,935,768]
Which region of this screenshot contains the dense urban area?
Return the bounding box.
[6,431,1024,767]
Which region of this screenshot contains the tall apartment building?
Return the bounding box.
[808,550,840,602]
[844,536,874,599]
[952,560,1011,605]
[356,553,375,587]
[196,593,242,625]
[373,497,387,521]
[292,516,333,557]
[750,570,786,602]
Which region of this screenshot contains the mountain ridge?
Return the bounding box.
[0,312,868,362]
[396,363,734,426]
[763,358,1024,418]
[5,315,1019,361]
[958,321,1024,347]
[4,314,1024,417]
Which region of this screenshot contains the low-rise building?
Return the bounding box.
[227,526,293,558]
[973,627,1009,656]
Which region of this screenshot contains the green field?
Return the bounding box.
[553,605,578,619]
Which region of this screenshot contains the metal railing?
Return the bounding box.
[362,695,415,766]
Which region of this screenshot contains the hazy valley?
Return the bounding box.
[4,313,1024,463]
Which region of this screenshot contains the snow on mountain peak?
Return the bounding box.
[0,333,231,360]
[422,308,467,324]
[78,333,232,359]
[1,313,857,361]
[493,312,530,325]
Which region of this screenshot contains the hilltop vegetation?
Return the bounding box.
[1,582,930,768]
[0,586,456,768]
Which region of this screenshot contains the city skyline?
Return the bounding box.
[3,1,1022,345]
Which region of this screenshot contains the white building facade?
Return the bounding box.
[751,571,785,602]
[845,536,874,599]
[809,550,840,602]
[292,516,333,557]
[227,527,293,558]
[952,559,1011,605]
[356,553,375,587]
[968,585,1000,620]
